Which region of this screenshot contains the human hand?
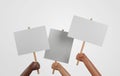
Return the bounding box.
[51,61,62,71]
[76,53,86,61]
[20,62,40,76]
[30,62,40,70]
[51,61,71,76]
[76,53,101,76]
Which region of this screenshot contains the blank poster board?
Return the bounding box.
[68,16,108,46]
[44,29,73,63]
[14,26,49,55]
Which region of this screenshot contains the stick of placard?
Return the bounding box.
[52,29,64,74]
[52,60,57,74]
[76,18,93,65]
[28,27,39,74]
[44,28,73,74]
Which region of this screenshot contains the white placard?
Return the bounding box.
[44,29,73,63]
[14,26,49,55]
[68,16,108,46]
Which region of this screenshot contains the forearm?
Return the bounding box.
[83,56,101,76]
[59,66,71,76]
[20,67,32,76]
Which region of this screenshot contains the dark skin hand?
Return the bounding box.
[76,53,101,76]
[20,62,40,76]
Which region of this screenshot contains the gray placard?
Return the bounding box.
[44,29,73,63]
[68,16,108,46]
[14,26,49,55]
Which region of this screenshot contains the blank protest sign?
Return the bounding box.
[44,29,73,63]
[68,16,108,46]
[14,26,49,55]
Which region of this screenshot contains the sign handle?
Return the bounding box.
[76,18,92,65]
[52,29,64,74]
[33,52,39,74]
[76,41,85,65]
[28,27,39,74]
[52,61,57,74]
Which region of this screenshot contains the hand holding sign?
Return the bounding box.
[76,53,101,76]
[44,29,73,74]
[14,26,49,74]
[20,62,40,76]
[51,61,71,76]
[68,16,108,65]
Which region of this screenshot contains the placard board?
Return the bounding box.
[68,16,108,46]
[14,26,49,55]
[44,29,73,63]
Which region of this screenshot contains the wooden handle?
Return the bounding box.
[33,52,39,74]
[28,27,39,74]
[76,41,85,65]
[36,68,40,74]
[76,18,92,66]
[52,61,57,74]
[80,41,85,53]
[52,69,55,74]
[76,61,79,65]
[33,52,37,62]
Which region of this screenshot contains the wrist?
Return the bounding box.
[82,55,87,61]
[29,63,34,71]
[57,64,63,71]
[76,53,87,61]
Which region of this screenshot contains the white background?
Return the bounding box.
[0,0,120,76]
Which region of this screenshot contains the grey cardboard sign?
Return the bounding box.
[68,16,108,46]
[44,29,73,63]
[14,26,49,55]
